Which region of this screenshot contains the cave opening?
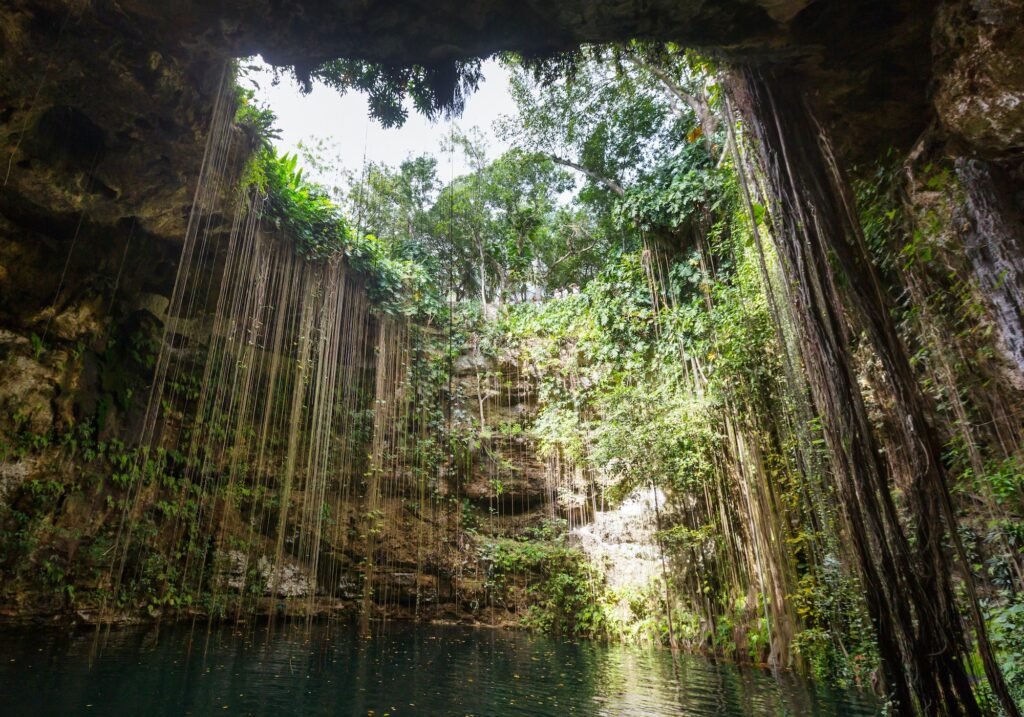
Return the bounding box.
[1,2,1023,716]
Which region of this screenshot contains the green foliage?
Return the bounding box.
[241,142,437,316]
[346,155,439,260]
[302,58,484,128]
[853,153,904,277]
[988,595,1024,705]
[482,538,610,637]
[616,142,723,232]
[411,133,576,302]
[491,232,774,503]
[522,517,569,542]
[29,332,46,359]
[233,83,280,149]
[788,557,878,688]
[964,454,1024,505]
[246,148,350,259]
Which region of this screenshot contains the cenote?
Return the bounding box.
[0,623,880,716]
[2,2,1024,716]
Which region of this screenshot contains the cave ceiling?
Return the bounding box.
[0,0,934,243]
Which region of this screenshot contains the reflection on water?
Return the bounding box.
[0,622,878,716]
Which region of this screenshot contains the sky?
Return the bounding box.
[241,57,517,185]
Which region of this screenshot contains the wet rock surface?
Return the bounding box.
[573,488,664,592]
[1,2,226,245]
[933,0,1024,156]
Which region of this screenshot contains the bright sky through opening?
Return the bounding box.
[242,57,517,186]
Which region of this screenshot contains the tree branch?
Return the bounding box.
[623,53,719,156]
[546,154,625,196]
[550,241,600,268]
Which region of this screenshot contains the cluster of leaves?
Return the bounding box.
[501,44,723,243]
[789,557,879,688]
[302,58,485,129]
[490,235,763,501]
[238,104,440,317]
[482,537,610,637]
[234,83,280,150]
[988,596,1024,705]
[0,409,194,613]
[345,133,579,303]
[246,149,351,259]
[616,142,724,233]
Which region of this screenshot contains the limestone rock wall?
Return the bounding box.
[901,0,1024,389]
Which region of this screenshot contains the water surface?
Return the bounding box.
[0,622,879,716]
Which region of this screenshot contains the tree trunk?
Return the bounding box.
[733,63,1018,717]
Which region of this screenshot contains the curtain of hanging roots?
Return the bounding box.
[733,64,1019,717]
[107,94,411,627]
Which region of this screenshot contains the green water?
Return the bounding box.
[0,622,878,716]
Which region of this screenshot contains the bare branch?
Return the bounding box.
[623,52,719,155]
[547,154,625,196]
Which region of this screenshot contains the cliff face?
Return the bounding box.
[926,0,1024,385]
[1,2,225,242]
[452,349,548,514]
[0,257,566,624]
[108,0,834,67]
[0,0,225,459]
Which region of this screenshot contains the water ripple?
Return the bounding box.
[0,623,879,716]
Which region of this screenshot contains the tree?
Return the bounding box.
[499,47,726,261]
[345,155,440,264]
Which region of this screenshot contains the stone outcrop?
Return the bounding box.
[902,0,1024,387]
[573,488,665,592]
[1,2,225,245]
[452,348,548,514]
[933,0,1024,156]
[111,0,859,69]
